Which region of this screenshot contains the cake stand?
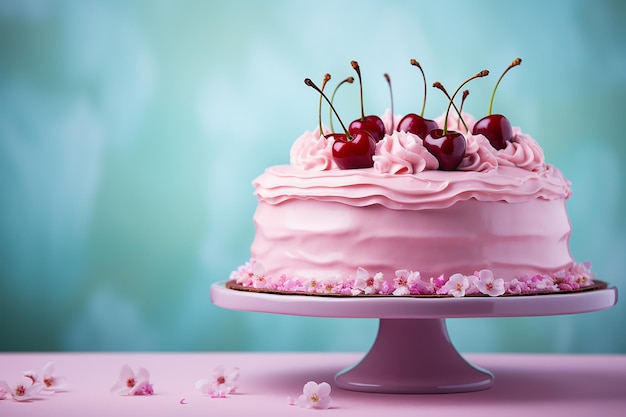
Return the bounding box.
[210,281,618,394]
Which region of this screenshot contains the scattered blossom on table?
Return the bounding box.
[296,381,332,410]
[23,361,68,392]
[196,364,240,398]
[111,365,154,396]
[0,376,44,402]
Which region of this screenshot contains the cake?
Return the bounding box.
[228,59,599,297]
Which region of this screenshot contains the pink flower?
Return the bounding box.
[473,270,505,296]
[438,273,469,297]
[319,275,345,294]
[392,270,412,295]
[353,267,384,295]
[23,361,68,393]
[296,381,332,409]
[251,262,268,289]
[406,271,432,295]
[0,377,44,402]
[196,364,239,398]
[506,278,529,294]
[430,274,446,292]
[111,365,154,396]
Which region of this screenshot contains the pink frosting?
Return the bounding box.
[289,126,338,171]
[254,163,571,210]
[289,111,548,175]
[373,131,439,174]
[494,127,545,171]
[458,133,498,172]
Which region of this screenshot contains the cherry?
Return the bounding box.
[304,78,376,169]
[425,70,490,170]
[472,114,512,150]
[330,131,377,170]
[348,60,386,142]
[397,59,438,140]
[472,57,522,150]
[423,129,466,171]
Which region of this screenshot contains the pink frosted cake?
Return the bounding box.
[229,60,599,297]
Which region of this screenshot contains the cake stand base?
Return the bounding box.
[210,281,617,394]
[335,318,493,393]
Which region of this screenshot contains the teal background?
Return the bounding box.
[1,0,624,353]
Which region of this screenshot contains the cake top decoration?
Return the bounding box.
[298,58,535,174]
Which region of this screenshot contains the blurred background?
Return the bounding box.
[1,0,624,353]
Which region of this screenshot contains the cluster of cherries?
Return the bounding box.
[305,58,522,170]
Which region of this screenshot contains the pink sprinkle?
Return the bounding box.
[180,398,186,404]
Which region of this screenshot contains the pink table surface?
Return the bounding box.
[1,352,625,417]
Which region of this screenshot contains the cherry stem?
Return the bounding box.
[329,76,354,133]
[351,60,365,121]
[305,78,350,138]
[410,59,427,118]
[460,89,469,114]
[384,73,393,135]
[437,70,489,135]
[488,57,522,115]
[433,82,469,133]
[318,74,331,136]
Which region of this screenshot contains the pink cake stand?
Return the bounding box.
[210,281,618,394]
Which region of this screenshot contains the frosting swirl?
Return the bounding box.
[458,133,498,172]
[494,127,544,171]
[289,126,338,171]
[373,131,439,174]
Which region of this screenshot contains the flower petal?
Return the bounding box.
[41,361,55,377]
[119,364,134,381]
[317,382,331,397]
[136,367,150,382]
[316,395,332,409]
[211,364,225,378]
[225,367,240,383]
[302,381,318,397]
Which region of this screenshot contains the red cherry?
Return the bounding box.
[305,77,376,170]
[349,115,386,142]
[423,129,466,171]
[472,114,512,150]
[397,114,439,140]
[473,58,521,150]
[398,59,438,140]
[330,130,377,169]
[428,69,489,170]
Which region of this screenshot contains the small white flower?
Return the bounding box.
[196,364,239,398]
[439,273,470,297]
[473,269,505,296]
[0,377,44,402]
[110,365,153,396]
[24,362,68,392]
[252,262,267,289]
[353,267,384,295]
[296,381,332,409]
[392,269,412,296]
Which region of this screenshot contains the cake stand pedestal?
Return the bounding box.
[210,282,617,394]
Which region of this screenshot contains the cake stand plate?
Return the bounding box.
[210,282,618,394]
